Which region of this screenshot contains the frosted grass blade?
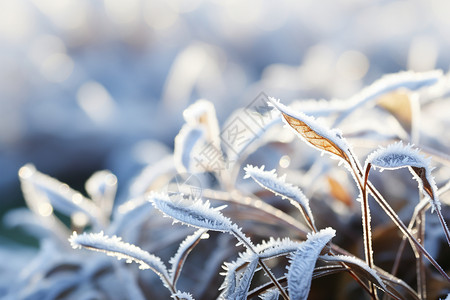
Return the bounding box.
[244,165,316,232]
[287,228,335,300]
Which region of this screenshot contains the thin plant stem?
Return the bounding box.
[416,206,426,300]
[359,163,450,281]
[367,181,450,281]
[360,163,378,300]
[231,229,290,300]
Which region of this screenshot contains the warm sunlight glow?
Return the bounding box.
[38,202,53,217]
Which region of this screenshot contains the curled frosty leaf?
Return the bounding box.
[231,256,259,300]
[259,289,280,300]
[365,142,440,211]
[85,170,117,219]
[335,70,442,125]
[169,229,207,286]
[287,228,335,300]
[69,231,169,280]
[267,97,352,165]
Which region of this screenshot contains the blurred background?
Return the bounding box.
[1,0,450,234]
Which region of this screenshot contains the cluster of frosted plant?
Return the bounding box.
[3,70,450,299]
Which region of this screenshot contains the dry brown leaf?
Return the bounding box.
[268,98,352,165]
[282,113,350,162]
[326,176,353,207]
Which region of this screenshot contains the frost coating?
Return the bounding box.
[259,289,280,300]
[287,228,335,300]
[366,142,429,170]
[231,256,258,300]
[169,229,207,284]
[220,237,301,298]
[171,291,195,300]
[244,165,315,230]
[319,254,387,291]
[149,192,233,232]
[365,141,441,212]
[69,231,168,278]
[267,97,352,164]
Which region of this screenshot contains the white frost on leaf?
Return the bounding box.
[287,228,335,300]
[334,70,442,125]
[365,141,441,212]
[18,164,103,227]
[85,170,117,219]
[171,291,195,300]
[175,99,223,174]
[69,231,169,279]
[319,254,387,291]
[244,165,315,230]
[267,97,352,165]
[259,289,280,300]
[169,229,207,285]
[148,192,234,232]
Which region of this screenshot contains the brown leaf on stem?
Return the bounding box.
[410,166,435,200]
[268,98,351,164]
[283,114,350,162]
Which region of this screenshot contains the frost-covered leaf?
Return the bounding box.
[169,229,207,285]
[183,99,221,145]
[109,197,154,243]
[377,91,415,134]
[268,97,352,165]
[258,238,303,260]
[220,237,301,298]
[19,164,103,227]
[365,142,440,212]
[287,228,335,300]
[244,165,316,231]
[148,192,233,232]
[174,126,206,173]
[171,291,195,300]
[221,107,281,164]
[335,70,442,125]
[175,99,224,174]
[228,256,258,300]
[319,255,387,291]
[259,289,280,300]
[69,231,169,281]
[85,170,117,218]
